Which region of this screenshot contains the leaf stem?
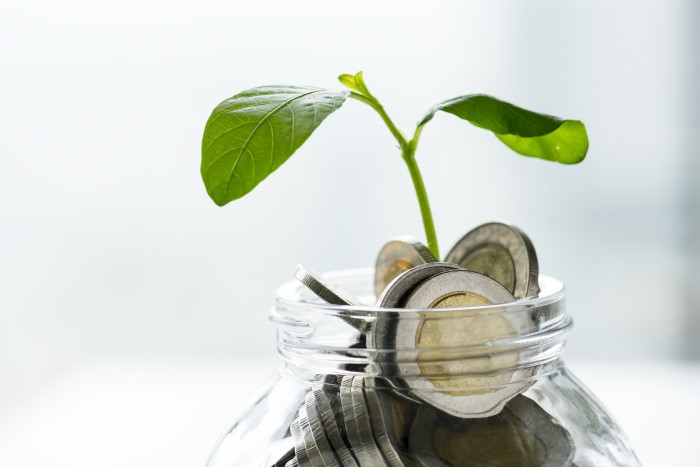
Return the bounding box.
[349,92,440,259]
[349,92,408,149]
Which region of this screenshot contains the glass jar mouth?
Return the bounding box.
[272,268,567,337]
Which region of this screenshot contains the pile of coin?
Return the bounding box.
[279,222,574,467]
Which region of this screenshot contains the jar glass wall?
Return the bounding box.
[207,269,640,467]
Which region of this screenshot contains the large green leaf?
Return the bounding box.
[419,94,588,164]
[201,86,349,206]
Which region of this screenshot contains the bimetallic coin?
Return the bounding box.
[507,396,575,466]
[312,385,359,467]
[350,376,388,467]
[408,396,574,467]
[304,392,341,467]
[374,236,436,299]
[372,263,462,352]
[363,378,406,467]
[402,269,514,309]
[293,264,369,334]
[399,269,528,418]
[445,222,539,299]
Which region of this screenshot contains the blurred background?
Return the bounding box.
[1,0,698,465]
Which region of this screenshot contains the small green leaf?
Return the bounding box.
[338,74,359,91]
[201,86,349,206]
[420,94,588,164]
[338,71,373,98]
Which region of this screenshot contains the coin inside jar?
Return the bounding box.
[397,269,532,418]
[408,395,574,467]
[444,222,540,299]
[374,236,436,299]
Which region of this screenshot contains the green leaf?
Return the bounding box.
[201,86,349,206]
[338,71,373,98]
[419,94,588,164]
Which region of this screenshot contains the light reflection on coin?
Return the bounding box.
[374,237,436,299]
[445,222,539,299]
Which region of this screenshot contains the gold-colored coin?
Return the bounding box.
[374,236,436,298]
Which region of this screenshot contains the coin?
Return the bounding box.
[293,264,369,334]
[398,269,530,418]
[340,376,387,467]
[507,395,575,465]
[374,236,437,298]
[275,447,296,467]
[304,392,341,467]
[444,222,539,299]
[408,395,574,466]
[350,376,388,466]
[371,263,461,353]
[284,457,298,467]
[312,385,359,467]
[290,419,311,467]
[340,376,365,462]
[363,378,406,467]
[294,264,358,306]
[298,406,325,467]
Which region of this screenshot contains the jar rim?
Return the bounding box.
[271,268,572,386]
[274,267,565,315]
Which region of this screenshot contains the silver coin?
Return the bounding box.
[312,384,359,467]
[304,392,341,467]
[298,406,325,467]
[340,376,365,462]
[294,264,357,306]
[400,269,528,418]
[350,376,388,466]
[408,395,574,466]
[445,222,539,299]
[363,378,406,467]
[290,419,312,467]
[293,264,369,333]
[376,262,462,309]
[374,236,437,298]
[340,377,385,466]
[285,457,299,467]
[402,268,515,309]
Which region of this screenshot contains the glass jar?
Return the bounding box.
[207,269,640,467]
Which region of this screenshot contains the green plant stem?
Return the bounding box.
[349,92,440,259]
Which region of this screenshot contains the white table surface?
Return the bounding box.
[0,358,698,467]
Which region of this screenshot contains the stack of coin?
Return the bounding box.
[284,378,573,467]
[280,222,574,466]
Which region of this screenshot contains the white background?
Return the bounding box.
[1,0,698,465]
